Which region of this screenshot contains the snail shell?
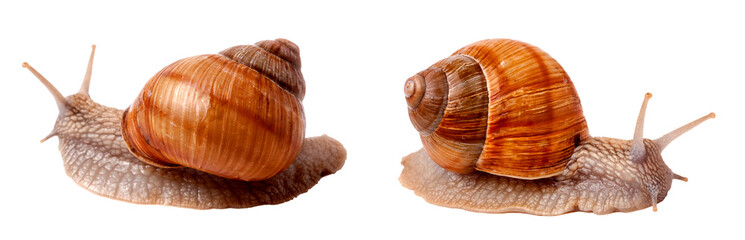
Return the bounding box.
[405,39,590,179]
[122,39,305,181]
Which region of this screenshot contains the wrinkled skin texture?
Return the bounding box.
[399,137,675,215]
[51,94,346,209]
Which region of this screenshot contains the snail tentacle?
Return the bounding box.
[630,93,652,163]
[673,173,688,182]
[654,112,716,151]
[23,62,69,114]
[78,44,95,96]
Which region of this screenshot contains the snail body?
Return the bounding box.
[401,39,714,215]
[25,39,346,209]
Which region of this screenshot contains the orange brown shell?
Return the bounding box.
[122,39,306,181]
[405,39,590,179]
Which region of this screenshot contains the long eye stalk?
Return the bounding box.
[630,93,652,163]
[23,62,68,114]
[24,45,97,142]
[79,45,96,95]
[655,112,716,151]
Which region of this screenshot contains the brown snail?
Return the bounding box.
[401,38,714,215]
[24,39,346,209]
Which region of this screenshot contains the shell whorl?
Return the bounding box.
[405,55,488,174]
[220,38,305,100]
[405,68,449,135]
[405,39,590,179]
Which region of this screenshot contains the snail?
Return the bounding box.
[400,38,714,215]
[24,39,346,209]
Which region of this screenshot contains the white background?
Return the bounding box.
[1,0,742,239]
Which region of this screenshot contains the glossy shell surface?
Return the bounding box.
[406,39,590,179]
[122,40,305,181]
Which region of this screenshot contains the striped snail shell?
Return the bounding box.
[404,38,590,179]
[122,39,306,181]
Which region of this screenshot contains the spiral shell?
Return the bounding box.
[122,39,305,181]
[405,39,590,179]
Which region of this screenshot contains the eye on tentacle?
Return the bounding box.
[24,45,98,143]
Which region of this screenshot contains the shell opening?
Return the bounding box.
[121,106,182,168]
